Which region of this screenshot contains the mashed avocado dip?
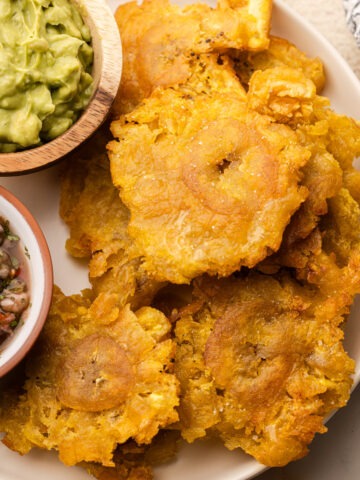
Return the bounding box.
[0,0,94,152]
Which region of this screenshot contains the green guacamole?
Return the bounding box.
[0,0,94,152]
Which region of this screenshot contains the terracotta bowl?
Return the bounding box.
[0,186,53,377]
[0,0,122,175]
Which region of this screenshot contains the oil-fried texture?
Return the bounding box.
[299,106,360,206]
[265,188,360,287]
[261,187,360,307]
[60,129,164,310]
[258,132,343,273]
[83,431,180,480]
[60,125,125,262]
[244,55,358,251]
[297,99,360,196]
[0,287,179,466]
[282,149,342,246]
[321,188,360,265]
[109,55,310,284]
[297,97,360,231]
[247,66,318,125]
[174,273,355,467]
[295,189,360,301]
[113,0,272,114]
[254,74,360,268]
[271,106,360,271]
[238,37,358,253]
[232,36,325,92]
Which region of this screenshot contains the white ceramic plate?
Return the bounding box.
[1,1,360,479]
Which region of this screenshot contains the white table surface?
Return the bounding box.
[258,1,360,479]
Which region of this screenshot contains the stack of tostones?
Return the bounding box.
[1,0,360,477]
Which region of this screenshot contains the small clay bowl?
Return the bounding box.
[0,186,53,377]
[0,0,122,175]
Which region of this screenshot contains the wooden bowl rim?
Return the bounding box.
[0,0,122,176]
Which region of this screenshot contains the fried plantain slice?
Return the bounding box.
[57,333,135,412]
[108,54,310,284]
[0,287,179,467]
[174,272,354,467]
[232,35,325,93]
[113,0,272,114]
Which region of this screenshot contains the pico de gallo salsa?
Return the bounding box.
[0,217,30,345]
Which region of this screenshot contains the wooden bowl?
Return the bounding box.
[0,0,122,176]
